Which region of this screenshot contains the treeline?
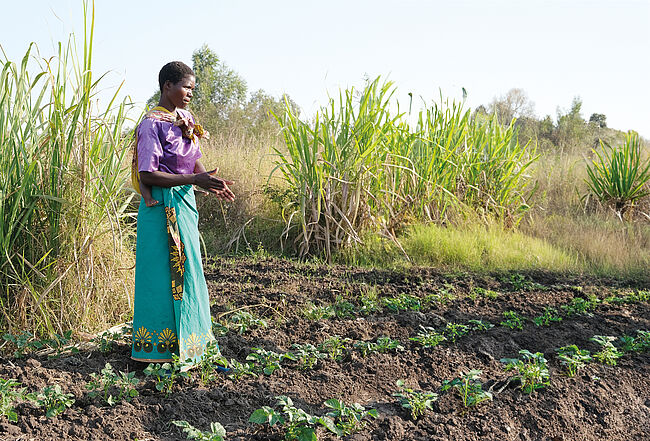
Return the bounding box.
[474,88,637,154]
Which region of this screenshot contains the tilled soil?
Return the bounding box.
[0,257,649,441]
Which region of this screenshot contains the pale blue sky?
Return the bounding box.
[2,0,649,136]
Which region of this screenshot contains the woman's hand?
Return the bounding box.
[194,169,235,202]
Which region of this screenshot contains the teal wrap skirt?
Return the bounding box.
[131,185,214,365]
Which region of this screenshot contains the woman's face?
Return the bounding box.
[163,75,195,110]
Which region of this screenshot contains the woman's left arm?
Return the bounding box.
[194,160,235,201]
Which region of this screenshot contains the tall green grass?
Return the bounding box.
[585,131,650,215]
[271,77,537,261]
[0,1,134,336]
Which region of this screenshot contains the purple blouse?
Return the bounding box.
[137,108,202,175]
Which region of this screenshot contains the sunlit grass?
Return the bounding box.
[339,222,581,274]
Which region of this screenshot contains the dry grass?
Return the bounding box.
[521,146,650,280]
[196,129,289,255]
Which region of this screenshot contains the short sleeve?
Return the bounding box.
[137,119,163,173]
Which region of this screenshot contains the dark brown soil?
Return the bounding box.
[1,257,649,441]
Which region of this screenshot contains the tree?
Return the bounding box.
[146,45,247,120]
[555,97,586,150]
[239,89,299,136]
[487,88,535,124]
[589,113,607,128]
[539,115,554,138]
[191,45,247,118]
[144,45,298,138]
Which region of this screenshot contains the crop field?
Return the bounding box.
[2,4,650,441]
[1,256,648,440]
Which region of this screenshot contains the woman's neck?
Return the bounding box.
[157,97,176,113]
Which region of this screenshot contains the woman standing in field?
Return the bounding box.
[130,61,234,367]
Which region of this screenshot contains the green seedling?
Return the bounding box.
[353,341,376,357]
[46,330,78,358]
[590,335,623,365]
[86,363,139,406]
[227,359,257,380]
[318,336,351,361]
[468,319,494,332]
[172,420,226,441]
[631,290,649,302]
[501,350,550,393]
[619,335,636,352]
[382,294,422,312]
[469,286,499,301]
[354,337,404,356]
[410,326,446,348]
[393,379,438,419]
[443,322,469,343]
[324,399,377,435]
[561,296,600,316]
[359,291,382,315]
[503,273,545,291]
[604,295,628,305]
[2,331,45,358]
[425,286,456,306]
[303,303,335,320]
[143,358,189,396]
[290,343,327,370]
[441,370,492,408]
[198,341,229,384]
[556,345,592,377]
[533,307,563,327]
[500,311,525,330]
[620,330,650,353]
[631,330,650,352]
[91,331,122,353]
[249,395,339,441]
[211,319,229,337]
[35,385,75,417]
[226,311,268,334]
[375,336,404,352]
[0,378,28,422]
[332,295,356,318]
[605,290,649,305]
[246,348,296,375]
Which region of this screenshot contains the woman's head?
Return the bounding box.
[158,61,194,92]
[158,61,195,110]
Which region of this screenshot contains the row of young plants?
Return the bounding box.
[296,285,648,325]
[0,380,74,422]
[2,282,644,361]
[0,322,647,439]
[126,326,649,440]
[1,326,132,360]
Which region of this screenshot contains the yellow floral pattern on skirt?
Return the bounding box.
[132,326,178,354]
